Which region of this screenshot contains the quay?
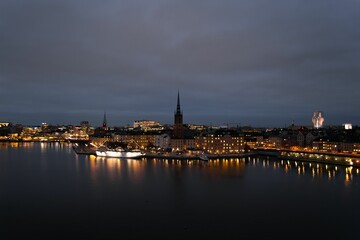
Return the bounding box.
[72,144,360,167]
[72,144,255,159]
[254,148,360,168]
[144,152,255,160]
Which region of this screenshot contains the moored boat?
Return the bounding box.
[95,146,144,158]
[198,153,209,161]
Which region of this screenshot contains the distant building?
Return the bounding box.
[312,111,324,129]
[0,122,11,128]
[80,121,90,128]
[343,123,352,130]
[133,120,162,131]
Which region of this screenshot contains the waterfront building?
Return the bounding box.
[114,133,157,150]
[312,138,339,152]
[195,130,244,154]
[171,138,195,151]
[243,132,264,148]
[154,134,171,149]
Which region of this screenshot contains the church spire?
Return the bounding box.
[102,111,107,129]
[176,91,181,114]
[174,91,184,139]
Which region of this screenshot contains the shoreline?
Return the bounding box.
[1,141,359,167]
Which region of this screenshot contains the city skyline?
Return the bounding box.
[1,0,360,126]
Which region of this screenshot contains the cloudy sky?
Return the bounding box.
[1,0,359,127]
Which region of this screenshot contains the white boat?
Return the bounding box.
[95,146,145,158]
[198,154,209,161]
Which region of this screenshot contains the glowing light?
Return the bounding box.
[312,111,324,129]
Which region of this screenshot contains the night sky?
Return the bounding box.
[1,0,359,127]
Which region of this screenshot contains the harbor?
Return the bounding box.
[72,143,360,167]
[72,143,255,160]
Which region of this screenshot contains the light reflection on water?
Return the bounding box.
[243,156,359,186]
[72,154,360,187]
[1,142,359,239]
[1,142,359,185]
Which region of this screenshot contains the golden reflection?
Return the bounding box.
[85,156,145,185]
[248,156,360,184]
[345,173,351,187]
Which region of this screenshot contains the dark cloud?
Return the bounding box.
[1,0,359,126]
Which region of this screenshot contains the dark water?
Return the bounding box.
[1,142,359,239]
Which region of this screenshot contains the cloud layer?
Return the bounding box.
[1,0,359,126]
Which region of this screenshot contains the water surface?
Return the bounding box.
[1,142,359,239]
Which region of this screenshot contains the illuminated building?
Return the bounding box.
[114,134,156,150]
[312,111,324,129]
[343,123,352,130]
[171,138,195,151]
[195,130,244,154]
[133,120,162,131]
[0,122,11,127]
[188,124,207,131]
[312,138,338,152]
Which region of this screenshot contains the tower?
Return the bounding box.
[173,91,184,139]
[102,111,108,129]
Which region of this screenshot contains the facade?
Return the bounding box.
[171,138,195,151]
[195,131,244,154]
[312,139,339,152]
[154,134,171,149]
[113,134,157,150]
[133,120,162,131]
[305,132,316,147]
[296,132,305,147]
[268,136,283,148]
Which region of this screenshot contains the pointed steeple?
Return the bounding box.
[176,91,181,114]
[174,91,184,138]
[102,111,107,128]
